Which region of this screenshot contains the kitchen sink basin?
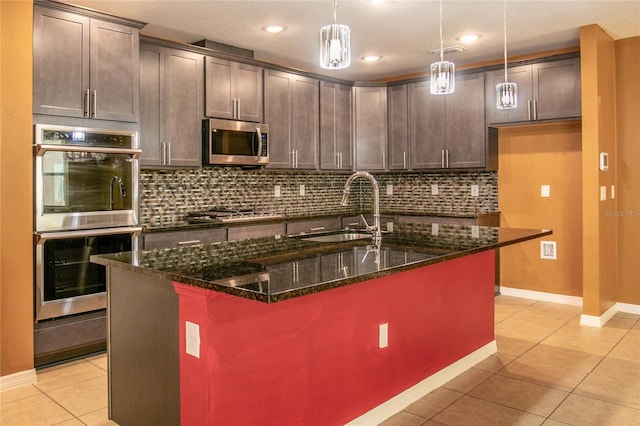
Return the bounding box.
[298,231,372,243]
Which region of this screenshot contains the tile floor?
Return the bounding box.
[1,295,638,426]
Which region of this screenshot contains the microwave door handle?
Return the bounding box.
[256,127,263,161]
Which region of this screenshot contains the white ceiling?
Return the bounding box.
[62,0,640,81]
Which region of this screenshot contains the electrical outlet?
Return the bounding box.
[600,186,607,201]
[379,323,388,348]
[185,321,200,358]
[431,184,439,196]
[541,185,551,198]
[471,225,479,238]
[471,185,479,197]
[431,223,439,236]
[386,184,393,196]
[386,222,394,232]
[540,241,557,260]
[299,184,305,196]
[274,185,281,198]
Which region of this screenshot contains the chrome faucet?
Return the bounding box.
[109,176,126,210]
[340,171,382,244]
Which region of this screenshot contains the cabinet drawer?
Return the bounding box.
[342,215,395,230]
[286,218,342,235]
[143,228,226,249]
[227,223,285,241]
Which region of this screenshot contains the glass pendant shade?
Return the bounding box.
[430,60,455,94]
[320,23,351,69]
[496,82,517,109]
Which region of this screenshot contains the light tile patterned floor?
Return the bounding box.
[1,296,639,425]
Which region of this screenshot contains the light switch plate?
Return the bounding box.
[600,186,607,201]
[541,185,551,197]
[431,184,439,196]
[387,184,393,196]
[471,185,479,197]
[379,323,388,348]
[274,185,281,197]
[185,321,200,358]
[611,185,615,199]
[471,225,480,238]
[431,223,439,236]
[299,184,305,196]
[540,241,557,260]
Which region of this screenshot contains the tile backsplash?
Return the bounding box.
[139,167,498,228]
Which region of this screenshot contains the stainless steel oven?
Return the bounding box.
[34,124,141,232]
[34,227,141,321]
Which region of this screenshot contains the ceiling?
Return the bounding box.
[61,0,640,81]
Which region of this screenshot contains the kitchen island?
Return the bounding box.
[92,222,550,426]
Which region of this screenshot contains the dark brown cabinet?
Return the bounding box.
[485,57,581,124]
[205,57,263,122]
[387,84,410,170]
[142,228,226,250]
[354,86,388,170]
[33,4,140,122]
[264,69,319,169]
[409,72,486,169]
[139,43,204,167]
[320,82,353,170]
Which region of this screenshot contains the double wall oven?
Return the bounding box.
[33,124,141,364]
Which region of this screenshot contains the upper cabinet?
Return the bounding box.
[320,81,353,170]
[33,4,141,122]
[264,69,319,170]
[354,86,387,171]
[485,56,581,124]
[387,84,410,170]
[139,43,204,167]
[205,57,263,123]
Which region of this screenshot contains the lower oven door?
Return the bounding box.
[35,227,141,321]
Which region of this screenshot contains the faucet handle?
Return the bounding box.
[360,214,373,231]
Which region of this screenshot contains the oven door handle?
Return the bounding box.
[34,227,142,244]
[33,144,142,159]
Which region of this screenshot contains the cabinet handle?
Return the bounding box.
[167,142,171,165]
[84,89,90,117]
[237,97,241,119]
[294,150,298,168]
[91,90,97,118]
[403,151,407,169]
[177,240,201,245]
[446,149,450,168]
[161,142,166,165]
[382,152,386,168]
[527,100,532,121]
[441,150,446,168]
[533,99,538,120]
[291,150,295,168]
[310,227,325,232]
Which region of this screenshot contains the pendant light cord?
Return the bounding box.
[503,0,508,82]
[439,0,444,62]
[333,0,337,25]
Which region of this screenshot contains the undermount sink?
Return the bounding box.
[298,231,373,243]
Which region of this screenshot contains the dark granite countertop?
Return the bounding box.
[92,222,549,303]
[142,210,501,233]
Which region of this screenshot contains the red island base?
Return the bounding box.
[173,250,496,426]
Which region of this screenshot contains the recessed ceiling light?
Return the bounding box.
[263,25,287,34]
[362,55,382,62]
[457,34,481,43]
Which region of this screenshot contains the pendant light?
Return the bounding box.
[430,0,455,94]
[496,0,517,109]
[320,0,351,70]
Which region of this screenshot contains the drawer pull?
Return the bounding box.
[177,239,201,245]
[310,227,325,232]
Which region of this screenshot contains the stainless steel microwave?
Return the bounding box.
[203,119,269,166]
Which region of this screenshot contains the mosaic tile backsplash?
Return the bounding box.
[139,167,498,228]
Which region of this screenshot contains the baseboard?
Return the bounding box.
[617,302,640,315]
[580,303,619,327]
[345,340,497,426]
[499,286,583,306]
[0,368,37,392]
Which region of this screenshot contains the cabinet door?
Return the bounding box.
[204,57,235,120]
[139,44,163,166]
[485,65,533,124]
[533,57,581,120]
[387,84,409,170]
[320,82,352,170]
[33,6,89,118]
[291,75,319,169]
[447,72,486,168]
[354,86,387,170]
[164,48,203,167]
[90,19,139,122]
[234,63,264,123]
[264,69,293,168]
[409,80,446,169]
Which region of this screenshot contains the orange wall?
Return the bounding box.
[499,122,583,296]
[0,0,34,376]
[615,36,640,305]
[580,25,618,316]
